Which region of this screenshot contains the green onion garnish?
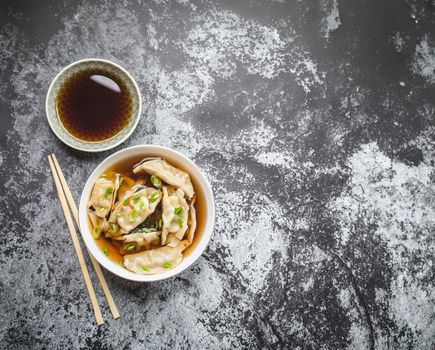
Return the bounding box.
[123,198,130,206]
[119,177,124,186]
[139,200,146,210]
[124,242,135,251]
[143,227,156,233]
[92,226,100,238]
[150,190,160,203]
[174,207,183,227]
[103,247,109,256]
[130,210,138,221]
[133,194,141,204]
[99,207,106,212]
[156,218,163,229]
[163,262,172,269]
[142,265,150,272]
[150,175,163,189]
[104,187,113,198]
[116,213,123,218]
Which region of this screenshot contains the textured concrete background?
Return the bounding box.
[1,0,435,349]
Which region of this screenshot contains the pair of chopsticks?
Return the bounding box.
[48,154,120,325]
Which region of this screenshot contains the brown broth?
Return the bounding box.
[56,68,133,142]
[88,155,207,264]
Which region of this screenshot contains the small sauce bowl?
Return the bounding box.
[46,58,141,152]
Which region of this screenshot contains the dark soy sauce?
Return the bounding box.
[56,68,133,142]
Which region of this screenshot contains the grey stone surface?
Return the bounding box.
[1,0,435,349]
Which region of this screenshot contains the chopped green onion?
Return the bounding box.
[109,223,118,233]
[174,207,183,227]
[92,226,101,238]
[133,194,141,204]
[124,242,135,251]
[142,265,150,272]
[123,198,130,206]
[156,218,163,229]
[103,247,109,256]
[130,210,138,221]
[104,187,113,198]
[100,173,107,178]
[99,207,106,212]
[150,190,160,203]
[116,212,123,218]
[143,227,156,233]
[150,175,163,189]
[119,177,124,186]
[163,262,172,269]
[139,200,146,210]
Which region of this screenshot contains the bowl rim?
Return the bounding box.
[45,58,142,152]
[78,145,215,282]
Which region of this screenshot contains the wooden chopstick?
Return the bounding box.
[51,153,120,320]
[48,155,104,326]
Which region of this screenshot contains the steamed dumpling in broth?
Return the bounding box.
[133,158,195,200]
[88,175,120,218]
[87,174,120,238]
[161,187,189,245]
[112,230,161,252]
[109,187,162,234]
[123,240,189,275]
[187,199,197,244]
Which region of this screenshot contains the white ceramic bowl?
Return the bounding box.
[46,58,142,152]
[79,145,215,282]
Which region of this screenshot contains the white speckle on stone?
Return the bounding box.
[322,0,341,40]
[346,322,372,350]
[399,81,405,86]
[254,151,294,169]
[389,272,435,348]
[213,191,288,292]
[412,37,435,84]
[289,56,323,93]
[393,31,404,53]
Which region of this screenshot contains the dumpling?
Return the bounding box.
[187,198,197,244]
[168,198,196,247]
[88,175,120,218]
[88,174,120,238]
[87,210,106,238]
[161,187,189,245]
[112,230,161,251]
[123,240,189,275]
[109,187,162,234]
[133,158,195,200]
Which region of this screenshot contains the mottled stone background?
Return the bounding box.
[0,0,434,349]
